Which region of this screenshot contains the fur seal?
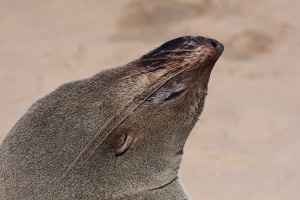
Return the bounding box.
[0,36,223,199]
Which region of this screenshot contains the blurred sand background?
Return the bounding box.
[1,0,300,199]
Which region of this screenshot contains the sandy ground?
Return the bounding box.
[1,0,300,199]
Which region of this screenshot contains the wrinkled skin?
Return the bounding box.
[0,36,223,200]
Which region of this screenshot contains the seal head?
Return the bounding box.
[0,36,223,199]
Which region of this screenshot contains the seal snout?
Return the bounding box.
[207,38,224,55]
[182,36,224,56]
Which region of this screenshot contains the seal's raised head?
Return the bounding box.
[0,36,223,199]
[107,35,224,157]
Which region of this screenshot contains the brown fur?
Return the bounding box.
[0,36,223,199]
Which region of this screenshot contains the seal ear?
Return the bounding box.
[115,132,136,156]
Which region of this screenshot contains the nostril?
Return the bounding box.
[207,38,224,55]
[208,39,218,48]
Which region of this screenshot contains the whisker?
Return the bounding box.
[53,66,179,186]
[160,49,194,53]
[142,58,171,61]
[119,70,148,80]
[142,56,190,61]
[82,65,186,164]
[83,66,190,164]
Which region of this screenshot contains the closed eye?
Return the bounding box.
[146,86,187,103]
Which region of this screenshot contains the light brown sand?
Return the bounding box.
[1,1,299,199]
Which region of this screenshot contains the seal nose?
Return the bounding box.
[207,38,224,55]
